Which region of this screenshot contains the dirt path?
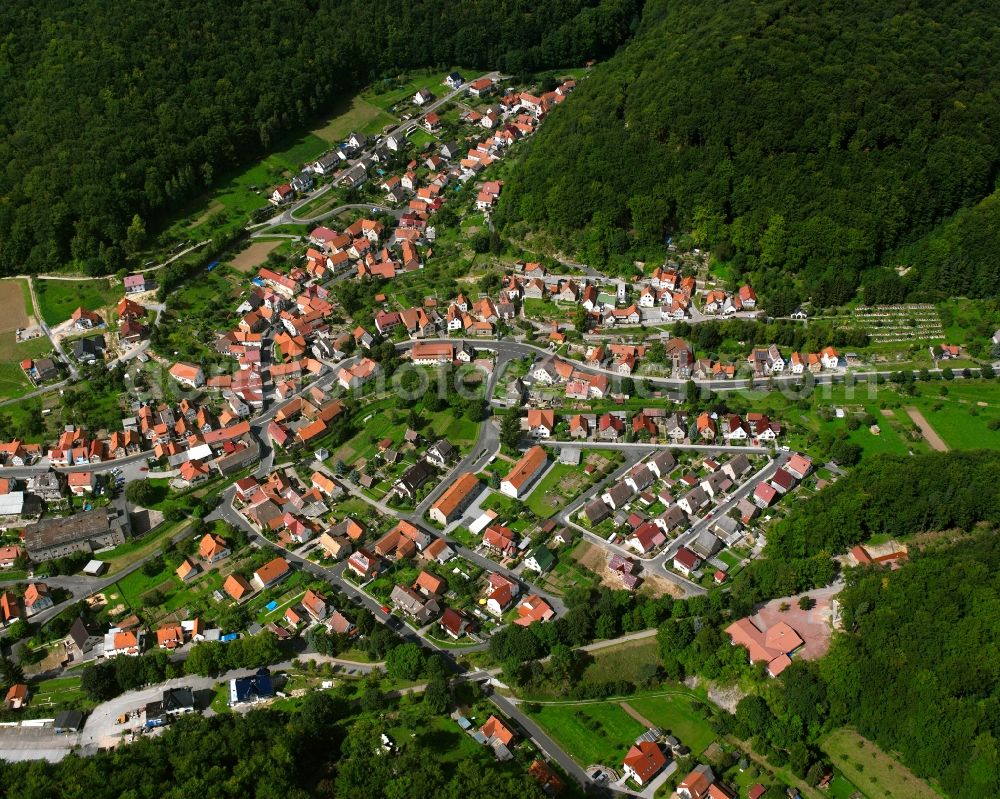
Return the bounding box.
[906,406,949,451]
[619,701,656,729]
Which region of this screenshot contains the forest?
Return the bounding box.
[0,693,553,799]
[0,0,641,275]
[497,0,1000,307]
[767,450,1000,558]
[731,534,1000,799]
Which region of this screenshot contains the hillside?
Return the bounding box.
[0,0,640,275]
[497,0,1000,309]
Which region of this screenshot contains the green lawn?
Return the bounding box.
[523,452,613,518]
[311,96,395,141]
[523,462,578,517]
[35,278,119,325]
[389,715,483,763]
[821,728,942,799]
[527,702,647,767]
[626,694,716,754]
[115,562,177,608]
[30,675,84,706]
[97,520,192,573]
[579,639,661,685]
[903,380,1000,450]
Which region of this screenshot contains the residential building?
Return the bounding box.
[253,557,290,590]
[500,445,547,498]
[623,741,668,786]
[429,472,481,525]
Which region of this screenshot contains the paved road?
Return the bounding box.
[395,337,993,393]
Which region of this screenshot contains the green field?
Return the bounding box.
[626,694,716,754]
[523,462,577,517]
[821,728,942,799]
[0,331,54,399]
[310,96,395,142]
[527,702,647,767]
[579,639,661,686]
[902,380,1000,450]
[115,561,177,608]
[30,675,88,708]
[35,278,119,325]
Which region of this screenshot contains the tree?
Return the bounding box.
[124,214,147,257]
[499,410,521,450]
[423,676,449,715]
[829,440,862,466]
[4,619,29,642]
[184,642,224,676]
[125,479,156,506]
[385,642,425,681]
[0,657,24,689]
[547,644,582,684]
[81,661,120,701]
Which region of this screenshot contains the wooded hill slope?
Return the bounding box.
[0,0,640,275]
[497,0,1000,309]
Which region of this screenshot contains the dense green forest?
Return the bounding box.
[716,454,1000,797]
[0,0,640,275]
[734,534,1000,799]
[767,450,1000,558]
[497,0,1000,308]
[0,694,552,799]
[727,451,1000,613]
[823,534,1000,798]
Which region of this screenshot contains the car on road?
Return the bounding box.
[380,605,391,615]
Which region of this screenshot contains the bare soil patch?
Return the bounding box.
[573,541,606,573]
[0,280,31,332]
[619,701,655,728]
[638,573,685,599]
[905,406,949,451]
[188,199,224,229]
[230,240,282,273]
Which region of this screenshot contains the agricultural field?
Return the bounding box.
[228,240,284,273]
[900,380,1000,451]
[35,278,119,326]
[0,278,34,328]
[821,728,941,799]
